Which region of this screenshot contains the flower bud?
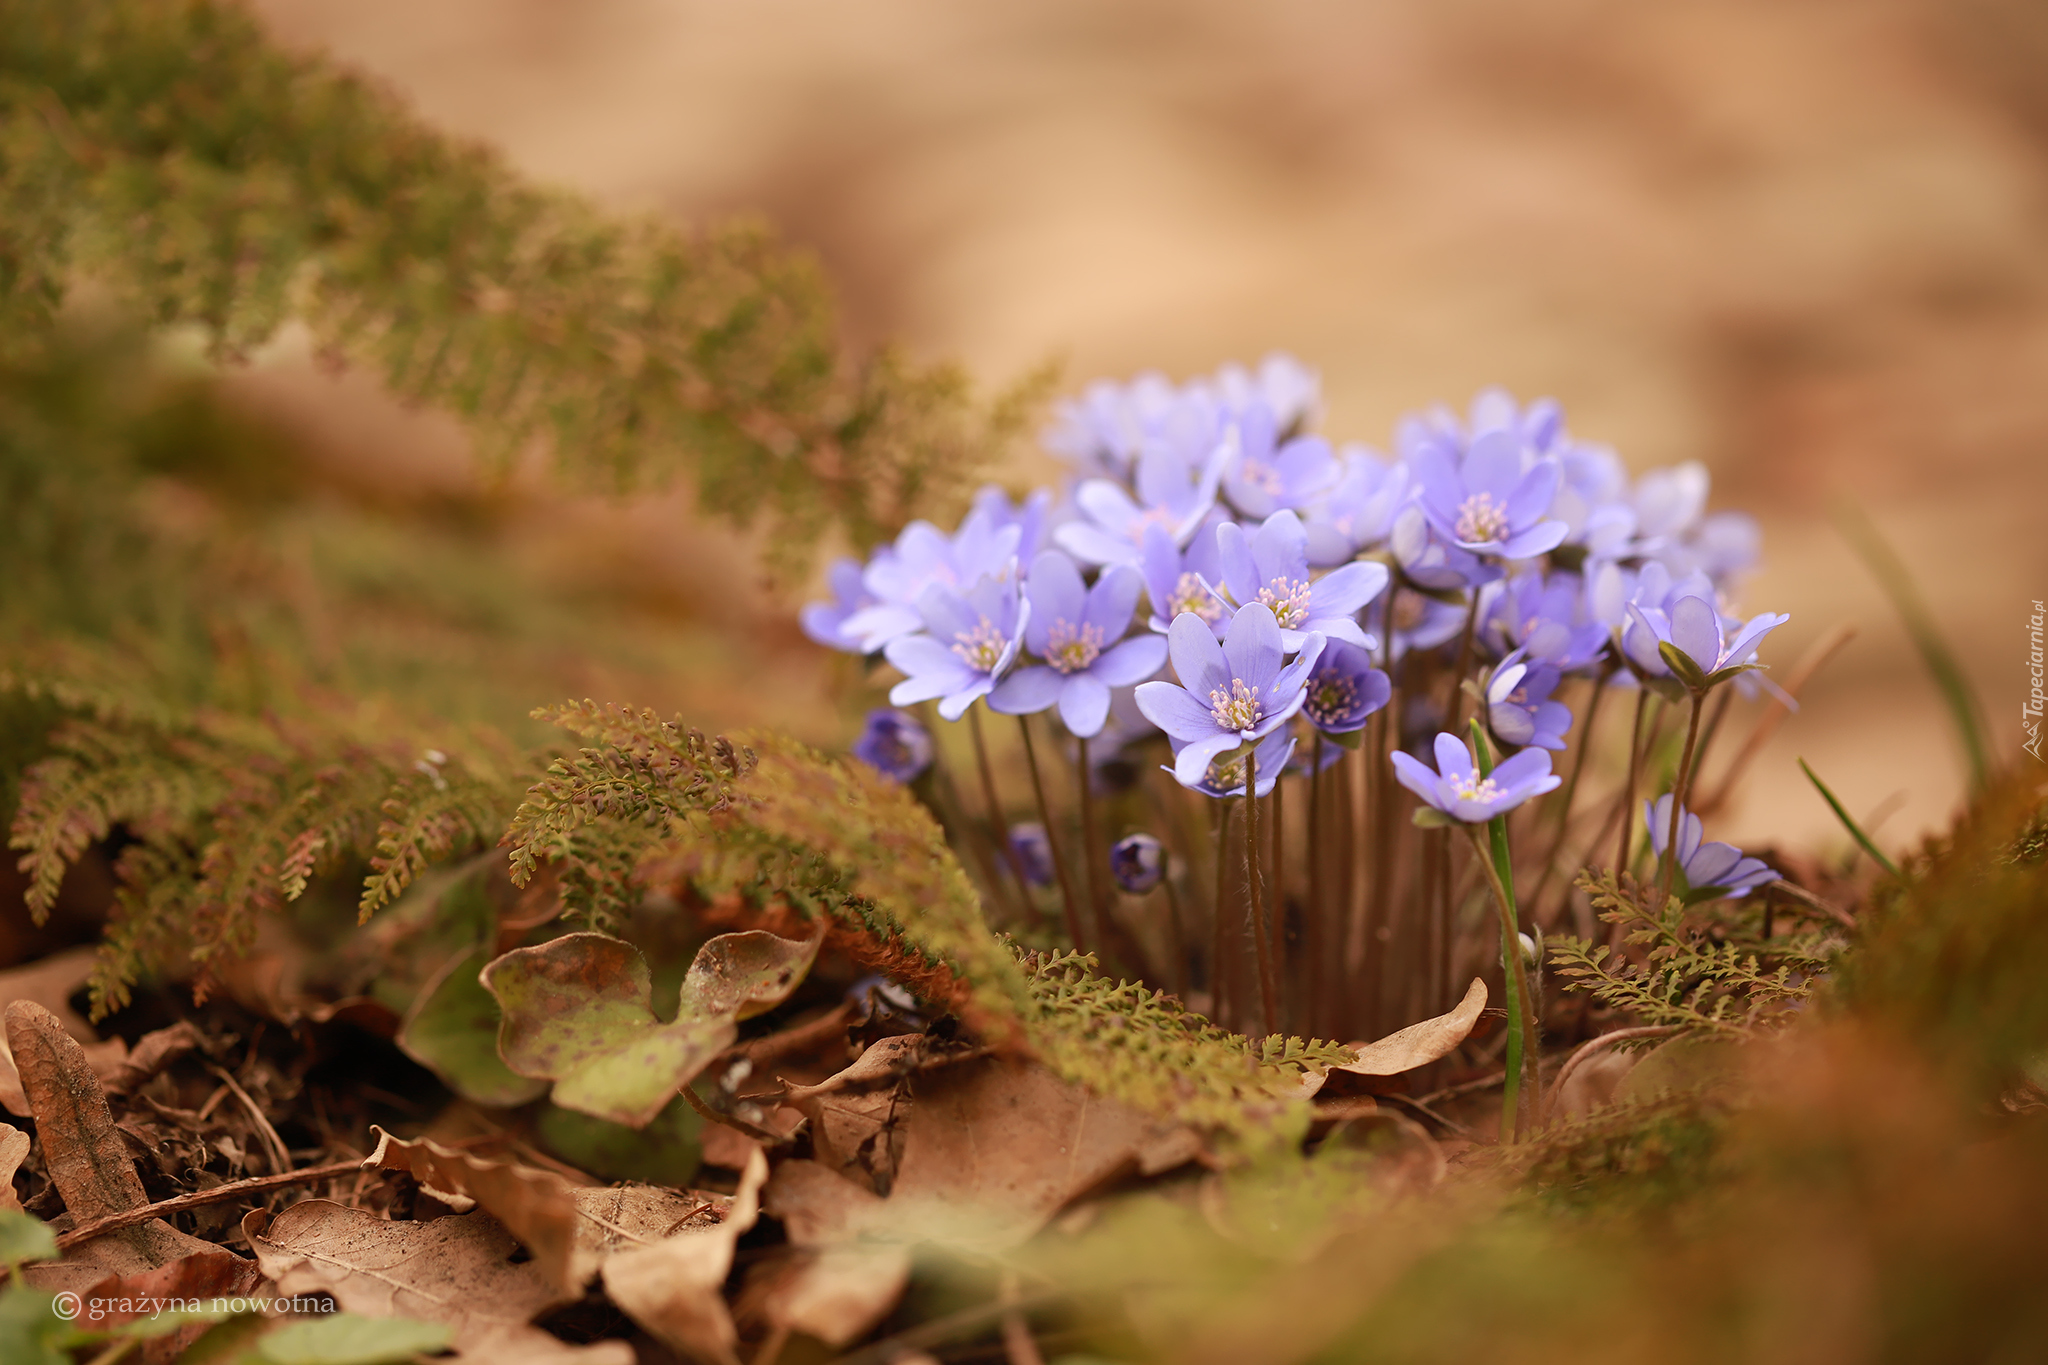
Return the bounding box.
[851,708,933,783]
[1008,822,1056,887]
[1109,834,1166,894]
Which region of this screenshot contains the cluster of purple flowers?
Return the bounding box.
[816,357,1788,812]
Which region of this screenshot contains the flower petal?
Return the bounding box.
[1134,681,1220,742]
[1083,563,1144,640]
[1668,595,1722,673]
[1058,675,1113,738]
[1434,731,1475,782]
[1222,603,1283,695]
[988,665,1065,715]
[1173,732,1241,788]
[1093,634,1169,686]
[1168,610,1230,696]
[1306,560,1389,618]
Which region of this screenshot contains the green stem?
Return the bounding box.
[1244,745,1278,1037]
[1016,715,1084,950]
[1470,720,1539,1141]
[1161,862,1188,997]
[1525,670,1609,922]
[1657,690,1706,907]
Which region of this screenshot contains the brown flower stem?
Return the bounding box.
[1075,735,1104,953]
[1657,689,1707,906]
[57,1159,364,1250]
[1525,670,1611,922]
[969,705,1033,908]
[1211,798,1232,1026]
[1016,714,1085,950]
[1614,687,1652,875]
[1306,732,1326,1036]
[1244,745,1278,1037]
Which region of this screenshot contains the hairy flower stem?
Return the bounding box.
[1525,671,1612,922]
[1271,757,1287,1025]
[1244,746,1278,1036]
[1470,721,1540,1141]
[1161,863,1189,997]
[1430,592,1486,1018]
[1614,688,1652,875]
[1075,735,1105,952]
[1016,715,1084,950]
[1657,689,1708,906]
[1212,799,1231,1026]
[1307,732,1326,1036]
[969,706,1033,908]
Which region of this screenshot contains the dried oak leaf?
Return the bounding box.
[780,1034,926,1194]
[0,949,129,1116]
[4,1001,215,1293]
[244,1200,630,1365]
[485,930,821,1128]
[1320,978,1489,1083]
[755,1160,911,1349]
[0,1122,28,1212]
[600,1147,768,1365]
[102,1022,205,1098]
[81,1246,264,1365]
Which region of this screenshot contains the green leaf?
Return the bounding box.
[0,1209,57,1267]
[0,1287,73,1365]
[1798,758,1902,879]
[1656,641,1709,693]
[483,928,820,1127]
[535,1093,703,1186]
[252,1312,452,1365]
[398,947,550,1108]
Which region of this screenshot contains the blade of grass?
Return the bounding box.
[1834,501,1991,793]
[1798,757,1901,878]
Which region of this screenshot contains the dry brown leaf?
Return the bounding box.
[569,1183,719,1261]
[102,1022,205,1096]
[887,1055,1182,1252]
[780,1035,934,1194]
[756,1159,912,1348]
[601,1147,768,1365]
[697,1122,763,1172]
[364,1126,588,1293]
[6,1001,215,1291]
[0,948,128,1115]
[81,1247,264,1365]
[244,1199,627,1362]
[0,1121,28,1212]
[1330,978,1488,1078]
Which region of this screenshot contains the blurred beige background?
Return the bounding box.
[241,0,2048,856]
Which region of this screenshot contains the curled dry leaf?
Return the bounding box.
[757,1160,911,1348]
[0,1121,29,1212]
[244,1200,629,1363]
[1327,978,1489,1079]
[781,1034,927,1194]
[484,930,821,1128]
[363,1127,587,1293]
[101,1022,204,1097]
[601,1147,768,1365]
[0,948,129,1116]
[4,1001,215,1292]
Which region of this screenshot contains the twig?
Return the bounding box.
[680,1084,791,1146]
[1541,1025,1684,1116]
[57,1159,363,1249]
[1413,1069,1508,1107]
[1767,877,1857,930]
[1000,1268,1047,1365]
[1381,1092,1479,1141]
[207,1065,291,1175]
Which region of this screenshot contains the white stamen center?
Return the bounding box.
[1045,619,1105,675]
[951,617,1007,672]
[1454,492,1509,545]
[1170,572,1223,624]
[1208,678,1263,732]
[1449,772,1504,804]
[1256,575,1312,629]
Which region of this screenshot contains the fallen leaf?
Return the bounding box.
[80,1246,264,1365]
[601,1147,768,1365]
[5,1001,215,1292]
[780,1035,928,1194]
[0,948,128,1116]
[101,1022,205,1097]
[756,1160,911,1348]
[0,1121,29,1211]
[696,1121,761,1172]
[887,1055,1184,1252]
[363,1127,588,1293]
[485,930,821,1128]
[244,1200,626,1362]
[569,1183,718,1261]
[0,1205,57,1263]
[399,948,549,1108]
[1330,978,1488,1078]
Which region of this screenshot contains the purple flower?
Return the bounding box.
[1481,569,1609,674]
[801,557,876,653]
[1388,504,1501,592]
[1172,729,1297,799]
[1485,649,1573,752]
[966,484,1052,563]
[1303,446,1409,567]
[1624,567,1789,689]
[1042,372,1184,482]
[1009,823,1056,887]
[1209,353,1321,435]
[1301,639,1391,735]
[882,573,1030,721]
[1134,604,1326,789]
[840,517,1024,653]
[1055,437,1231,566]
[851,709,934,783]
[1391,732,1561,824]
[1645,795,1777,900]
[1285,727,1348,775]
[1109,833,1167,894]
[1138,522,1228,637]
[1411,429,1570,561]
[1219,402,1340,520]
[1215,510,1388,652]
[988,553,1168,738]
[1381,586,1471,660]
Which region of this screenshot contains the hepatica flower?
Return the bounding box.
[1624,565,1789,689]
[989,552,1167,738]
[1057,437,1231,566]
[1411,429,1569,561]
[1135,603,1325,789]
[1219,401,1339,520]
[1175,729,1298,798]
[883,573,1029,721]
[1215,509,1387,651]
[1645,795,1777,900]
[1109,833,1167,894]
[1138,522,1228,637]
[1008,822,1056,887]
[1303,446,1408,567]
[1485,649,1572,752]
[1301,639,1391,735]
[840,515,1023,653]
[1393,732,1561,824]
[851,708,934,783]
[801,557,875,653]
